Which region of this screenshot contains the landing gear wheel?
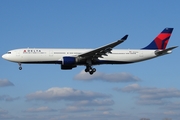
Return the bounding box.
[85,65,92,72]
[89,68,96,75]
[19,67,22,70]
[92,68,96,72]
[85,68,89,72]
[89,70,94,75]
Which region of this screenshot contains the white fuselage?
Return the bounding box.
[2,48,158,65]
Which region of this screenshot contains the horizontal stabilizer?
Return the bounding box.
[155,46,178,56]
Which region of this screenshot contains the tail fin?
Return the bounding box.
[142,28,173,50]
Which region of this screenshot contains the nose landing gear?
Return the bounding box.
[18,63,22,70]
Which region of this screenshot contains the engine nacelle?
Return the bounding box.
[61,56,77,70]
[62,56,76,65]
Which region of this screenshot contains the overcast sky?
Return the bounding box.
[0,1,180,120]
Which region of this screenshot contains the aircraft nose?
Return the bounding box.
[2,54,7,60]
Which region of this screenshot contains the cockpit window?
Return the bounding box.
[7,52,11,54]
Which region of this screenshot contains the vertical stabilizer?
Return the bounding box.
[143,28,173,50]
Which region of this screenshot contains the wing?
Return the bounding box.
[78,35,128,59]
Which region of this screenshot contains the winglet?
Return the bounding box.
[121,35,128,41]
[117,35,128,43]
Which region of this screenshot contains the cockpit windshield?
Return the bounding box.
[7,52,11,54]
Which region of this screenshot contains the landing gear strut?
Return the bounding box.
[84,60,96,75]
[18,63,22,70]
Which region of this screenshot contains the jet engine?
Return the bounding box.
[61,56,77,70]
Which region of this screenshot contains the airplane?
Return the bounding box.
[2,28,178,75]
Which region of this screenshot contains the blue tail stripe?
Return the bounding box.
[162,28,173,33]
[142,41,157,49]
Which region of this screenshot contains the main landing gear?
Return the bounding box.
[18,63,22,70]
[85,66,96,75]
[84,60,96,75]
